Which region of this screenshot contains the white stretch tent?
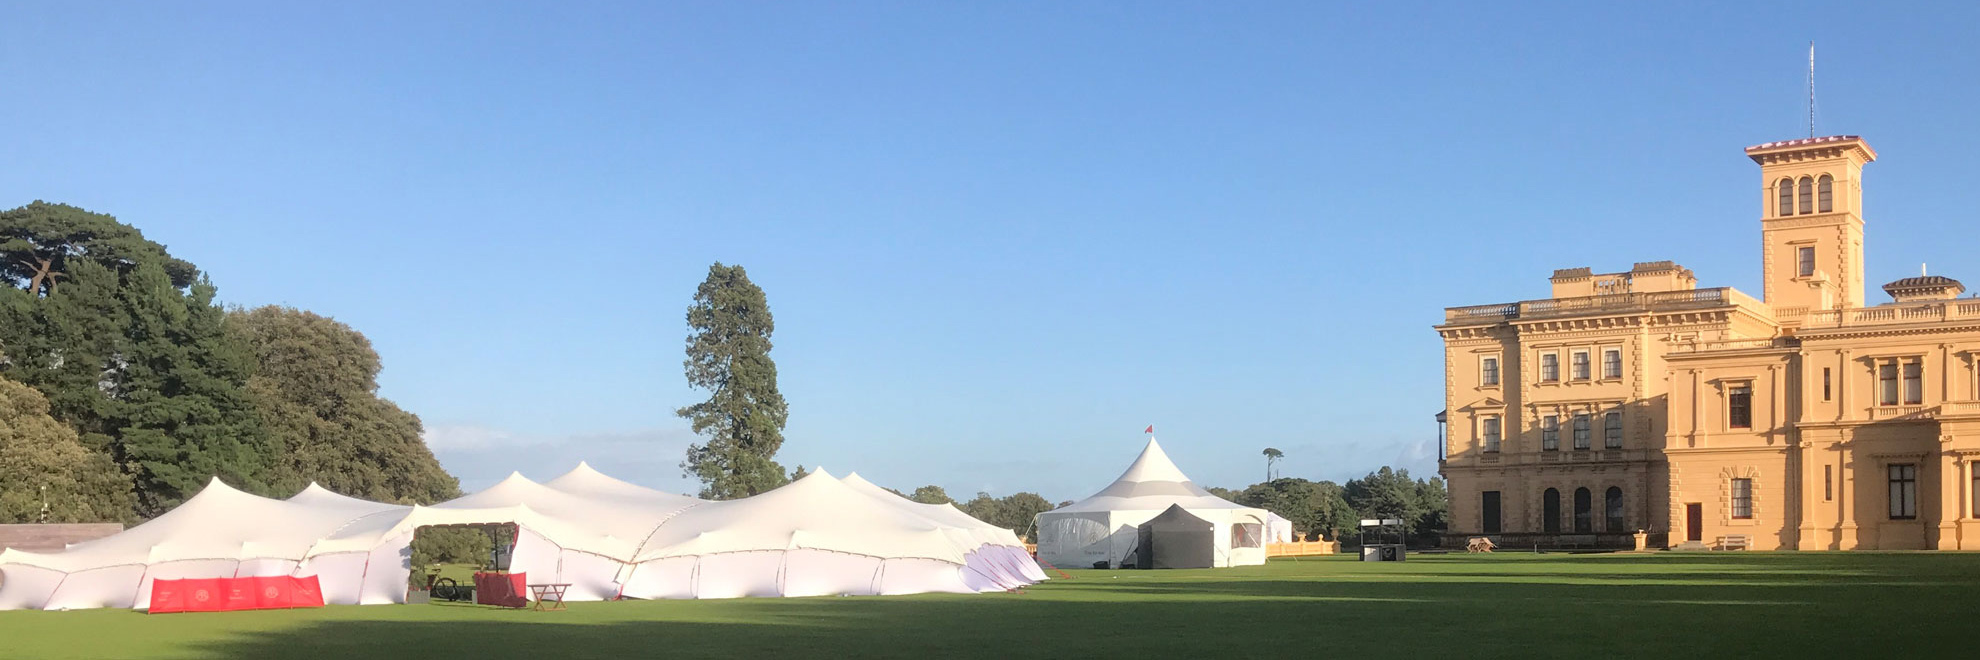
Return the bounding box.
[1033,438,1269,569]
[0,464,1042,611]
[837,473,1048,590]
[1266,512,1295,544]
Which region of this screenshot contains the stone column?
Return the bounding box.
[1942,344,1954,403]
[1956,455,1972,547]
[1939,437,1961,550]
[1837,350,1851,423]
[1839,443,1858,549]
[1769,365,1782,445]
[1797,441,1817,550]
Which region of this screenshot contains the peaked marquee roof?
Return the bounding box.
[1050,438,1255,514]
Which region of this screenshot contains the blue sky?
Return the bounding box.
[5,2,1978,499]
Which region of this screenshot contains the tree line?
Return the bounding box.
[0,201,461,523]
[1208,466,1448,543]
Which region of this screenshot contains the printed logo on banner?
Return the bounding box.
[192,588,212,603]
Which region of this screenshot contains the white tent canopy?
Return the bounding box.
[1033,438,1269,569]
[0,464,1043,611]
[1265,512,1295,544]
[837,473,1047,590]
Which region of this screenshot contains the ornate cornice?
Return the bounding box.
[1796,322,1980,342]
[1761,213,1864,230]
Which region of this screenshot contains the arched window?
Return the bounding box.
[1818,174,1834,213]
[1573,487,1593,533]
[1798,176,1814,214]
[1605,487,1625,531]
[1777,178,1795,216]
[1542,488,1561,534]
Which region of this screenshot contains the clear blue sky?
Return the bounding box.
[6,2,1978,499]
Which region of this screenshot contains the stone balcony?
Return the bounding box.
[1452,448,1650,467]
[1665,337,1796,355]
[1442,287,1764,326]
[1798,300,1980,331]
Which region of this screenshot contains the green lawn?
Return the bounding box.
[1,552,1972,659]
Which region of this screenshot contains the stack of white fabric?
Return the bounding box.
[0,464,1043,611]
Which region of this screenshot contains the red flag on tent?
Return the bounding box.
[1144,425,1154,434]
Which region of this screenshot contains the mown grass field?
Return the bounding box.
[0,552,1971,659]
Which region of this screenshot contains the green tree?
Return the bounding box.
[999,492,1054,541]
[409,525,499,588]
[1262,447,1283,481]
[676,263,790,499]
[1344,467,1447,540]
[959,491,1055,540]
[958,492,1000,528]
[0,201,196,297]
[0,202,272,517]
[1413,475,1450,535]
[1237,478,1315,537]
[228,306,460,504]
[0,375,133,523]
[1311,480,1359,541]
[111,263,269,516]
[1233,477,1355,541]
[909,485,953,505]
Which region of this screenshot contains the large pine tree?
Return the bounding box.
[676,263,790,499]
[0,202,271,517]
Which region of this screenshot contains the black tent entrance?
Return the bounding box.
[1134,505,1215,569]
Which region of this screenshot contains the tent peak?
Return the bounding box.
[1113,438,1192,484]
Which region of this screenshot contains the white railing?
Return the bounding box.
[1868,405,1931,421]
[1445,303,1519,322]
[1942,401,1980,417]
[1671,338,1787,354]
[1444,288,1752,325]
[1801,301,1980,329]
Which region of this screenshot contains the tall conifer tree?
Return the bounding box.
[676,263,789,499]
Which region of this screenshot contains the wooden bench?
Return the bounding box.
[1465,537,1497,553]
[1717,535,1749,551]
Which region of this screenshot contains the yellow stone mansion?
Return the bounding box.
[1437,135,1980,550]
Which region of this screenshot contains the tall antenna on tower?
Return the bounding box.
[1808,42,1816,138]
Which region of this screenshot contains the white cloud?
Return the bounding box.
[419,424,520,451]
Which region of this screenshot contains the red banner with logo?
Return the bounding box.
[149,575,326,614]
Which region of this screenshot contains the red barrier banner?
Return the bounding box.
[251,576,294,609]
[221,579,257,611]
[148,579,188,613]
[473,571,528,608]
[189,578,225,612]
[291,575,324,608]
[148,575,327,614]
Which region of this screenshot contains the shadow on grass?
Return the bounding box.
[5,554,1966,659]
[181,567,1975,660]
